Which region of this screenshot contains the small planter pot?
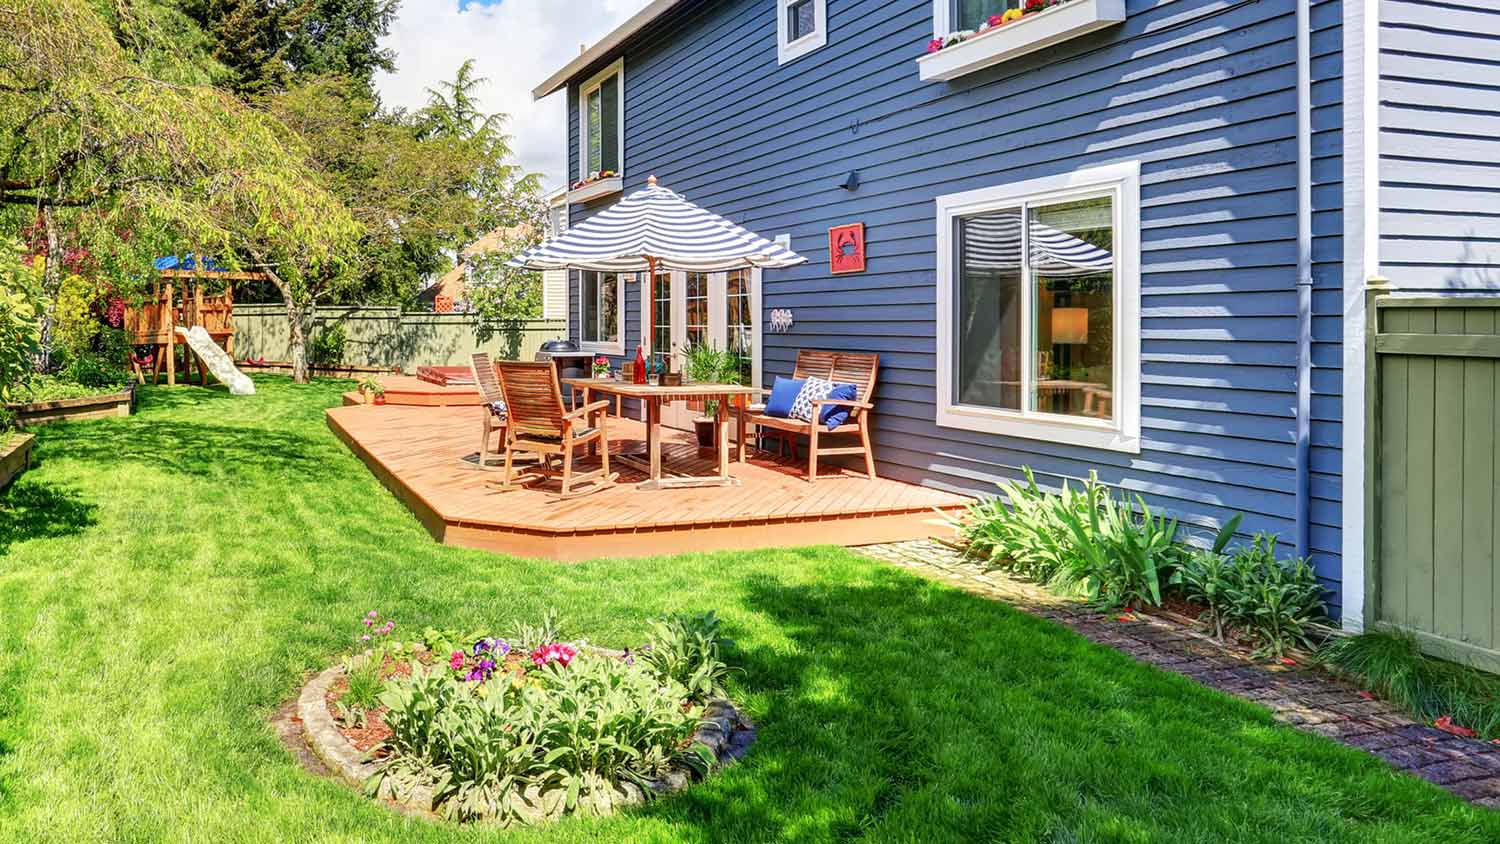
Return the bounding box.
[373,394,387,406]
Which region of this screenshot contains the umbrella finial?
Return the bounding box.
[647,174,658,187]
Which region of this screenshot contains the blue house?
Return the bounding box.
[532,0,1500,652]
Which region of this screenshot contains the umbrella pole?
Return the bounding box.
[644,256,657,359]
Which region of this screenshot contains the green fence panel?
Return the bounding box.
[231,304,567,370]
[1374,299,1500,669]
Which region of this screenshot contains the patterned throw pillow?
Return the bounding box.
[488,400,508,421]
[789,376,836,422]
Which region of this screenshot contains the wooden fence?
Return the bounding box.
[231,304,567,371]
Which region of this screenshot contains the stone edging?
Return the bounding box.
[295,656,755,823]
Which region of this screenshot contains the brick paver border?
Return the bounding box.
[855,539,1500,808]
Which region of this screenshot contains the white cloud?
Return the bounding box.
[375,0,652,193]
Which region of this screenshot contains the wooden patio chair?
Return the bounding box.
[739,350,879,483]
[469,353,511,471]
[494,361,617,498]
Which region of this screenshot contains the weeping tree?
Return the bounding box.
[0,0,360,383]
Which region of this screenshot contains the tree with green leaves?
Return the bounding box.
[177,0,400,95]
[266,61,547,310]
[1,0,360,383]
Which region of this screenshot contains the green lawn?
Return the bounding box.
[0,377,1496,844]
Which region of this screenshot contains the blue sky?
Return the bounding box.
[376,0,652,191]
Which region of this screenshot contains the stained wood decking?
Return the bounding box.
[327,403,969,560]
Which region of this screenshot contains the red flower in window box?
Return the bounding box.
[927,38,944,53]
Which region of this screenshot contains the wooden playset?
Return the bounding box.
[124,268,263,386]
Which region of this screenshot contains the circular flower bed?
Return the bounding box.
[297,611,754,826]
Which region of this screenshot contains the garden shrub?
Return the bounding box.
[958,469,1328,656]
[0,238,42,405]
[1179,532,1326,658]
[366,612,735,825]
[310,322,347,366]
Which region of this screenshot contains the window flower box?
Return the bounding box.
[567,173,623,204]
[918,0,1125,82]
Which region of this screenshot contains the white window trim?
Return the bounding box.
[934,161,1141,453]
[777,0,828,65]
[576,58,625,185]
[578,270,625,356]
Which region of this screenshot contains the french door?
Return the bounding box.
[646,268,760,430]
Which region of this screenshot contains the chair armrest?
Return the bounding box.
[810,398,874,410]
[564,399,611,420]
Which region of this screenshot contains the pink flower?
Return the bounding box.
[361,634,372,642]
[988,13,1004,25]
[530,642,578,668]
[449,651,465,671]
[367,611,378,618]
[927,38,944,53]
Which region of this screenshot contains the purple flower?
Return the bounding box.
[496,640,511,656]
[473,639,491,656]
[363,618,373,627]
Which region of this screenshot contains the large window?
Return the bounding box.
[579,271,623,354]
[777,0,827,65]
[935,162,1141,452]
[578,59,623,180]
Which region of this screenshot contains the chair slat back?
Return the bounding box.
[469,353,504,404]
[495,361,566,436]
[831,352,880,405]
[793,350,837,382]
[790,349,879,422]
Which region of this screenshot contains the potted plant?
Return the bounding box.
[682,343,743,449]
[356,376,385,405]
[592,355,612,380]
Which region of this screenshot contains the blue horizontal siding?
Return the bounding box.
[565,0,1346,610]
[1379,0,1500,288]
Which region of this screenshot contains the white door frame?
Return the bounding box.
[642,268,762,430]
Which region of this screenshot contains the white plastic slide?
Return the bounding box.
[175,325,256,396]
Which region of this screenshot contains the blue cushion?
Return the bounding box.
[821,383,859,429]
[764,376,805,418]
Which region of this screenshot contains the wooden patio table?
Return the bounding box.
[561,378,759,491]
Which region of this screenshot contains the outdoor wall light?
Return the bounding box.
[839,170,860,191]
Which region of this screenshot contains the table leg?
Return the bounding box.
[648,398,663,482]
[735,395,747,463]
[716,396,729,480]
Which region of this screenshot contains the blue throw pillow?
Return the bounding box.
[764,376,805,418]
[820,383,859,429]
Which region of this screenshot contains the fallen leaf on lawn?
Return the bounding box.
[1434,715,1477,738]
[1279,657,1297,666]
[1358,691,1376,701]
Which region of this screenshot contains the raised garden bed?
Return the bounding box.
[0,432,35,490]
[293,611,754,826]
[7,384,134,427]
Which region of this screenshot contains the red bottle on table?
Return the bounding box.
[633,345,647,384]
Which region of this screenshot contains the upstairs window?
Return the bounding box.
[578,59,623,182]
[777,0,827,65]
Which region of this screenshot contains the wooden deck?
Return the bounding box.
[327,403,970,560]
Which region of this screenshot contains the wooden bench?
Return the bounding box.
[738,350,878,483]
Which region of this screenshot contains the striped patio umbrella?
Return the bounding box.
[509,176,806,346]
